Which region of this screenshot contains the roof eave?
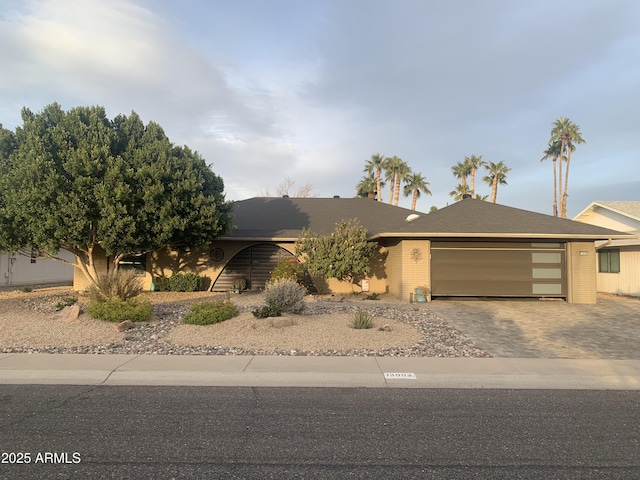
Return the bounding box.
[370,232,634,240]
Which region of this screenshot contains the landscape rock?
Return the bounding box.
[54,305,80,324]
[115,320,135,332]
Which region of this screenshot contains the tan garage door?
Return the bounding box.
[431,242,566,298]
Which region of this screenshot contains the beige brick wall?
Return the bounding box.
[378,239,430,301]
[566,241,597,304]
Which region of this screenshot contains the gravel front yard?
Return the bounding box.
[0,286,490,357]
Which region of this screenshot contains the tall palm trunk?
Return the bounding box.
[561,148,573,217]
[470,167,476,197]
[376,168,382,202]
[387,174,395,204]
[552,156,558,217]
[411,190,418,210]
[394,177,402,205]
[491,176,498,203]
[557,136,566,217]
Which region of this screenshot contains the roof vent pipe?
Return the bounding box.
[462,193,472,199]
[282,195,289,198]
[333,195,340,198]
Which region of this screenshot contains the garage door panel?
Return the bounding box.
[431,242,566,297]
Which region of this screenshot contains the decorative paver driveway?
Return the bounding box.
[425,295,640,359]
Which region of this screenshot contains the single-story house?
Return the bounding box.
[1,248,74,287]
[574,201,640,297]
[74,196,632,304]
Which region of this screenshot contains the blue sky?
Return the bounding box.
[1,0,638,217]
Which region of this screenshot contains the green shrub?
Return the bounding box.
[87,269,143,301]
[264,279,306,313]
[350,308,374,329]
[55,297,78,311]
[20,286,33,293]
[182,300,239,325]
[270,258,305,282]
[365,292,379,300]
[155,272,203,292]
[252,304,282,319]
[87,297,152,322]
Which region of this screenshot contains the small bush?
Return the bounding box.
[350,308,374,329]
[270,258,305,283]
[365,292,379,300]
[87,297,152,322]
[55,297,78,311]
[155,272,203,292]
[264,279,306,313]
[87,269,143,301]
[20,286,33,293]
[252,304,282,319]
[182,300,239,325]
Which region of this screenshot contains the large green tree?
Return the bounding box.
[295,218,377,290]
[0,103,232,286]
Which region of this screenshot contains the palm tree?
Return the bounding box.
[384,156,409,205]
[363,153,386,203]
[549,117,586,217]
[355,173,379,199]
[483,161,511,203]
[383,156,399,204]
[449,183,471,201]
[403,172,431,210]
[451,161,471,187]
[474,193,489,201]
[464,155,485,196]
[393,161,411,206]
[540,140,564,216]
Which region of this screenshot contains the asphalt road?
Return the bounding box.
[1,386,639,479]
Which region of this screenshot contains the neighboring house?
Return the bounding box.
[74,196,632,304]
[1,248,74,287]
[574,201,640,297]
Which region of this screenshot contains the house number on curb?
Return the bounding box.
[384,372,417,380]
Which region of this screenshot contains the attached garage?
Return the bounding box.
[430,241,566,298]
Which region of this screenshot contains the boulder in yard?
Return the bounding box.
[55,305,81,324]
[115,320,135,332]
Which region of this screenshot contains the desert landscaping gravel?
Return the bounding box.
[0,286,490,357]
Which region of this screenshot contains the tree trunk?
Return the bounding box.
[491,176,497,203]
[557,137,566,217]
[411,190,418,210]
[387,174,394,204]
[552,156,558,217]
[376,168,382,202]
[394,177,401,206]
[470,168,476,197]
[561,148,572,218]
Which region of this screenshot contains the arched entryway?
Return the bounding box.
[211,244,295,291]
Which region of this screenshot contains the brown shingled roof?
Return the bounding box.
[224,196,631,241]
